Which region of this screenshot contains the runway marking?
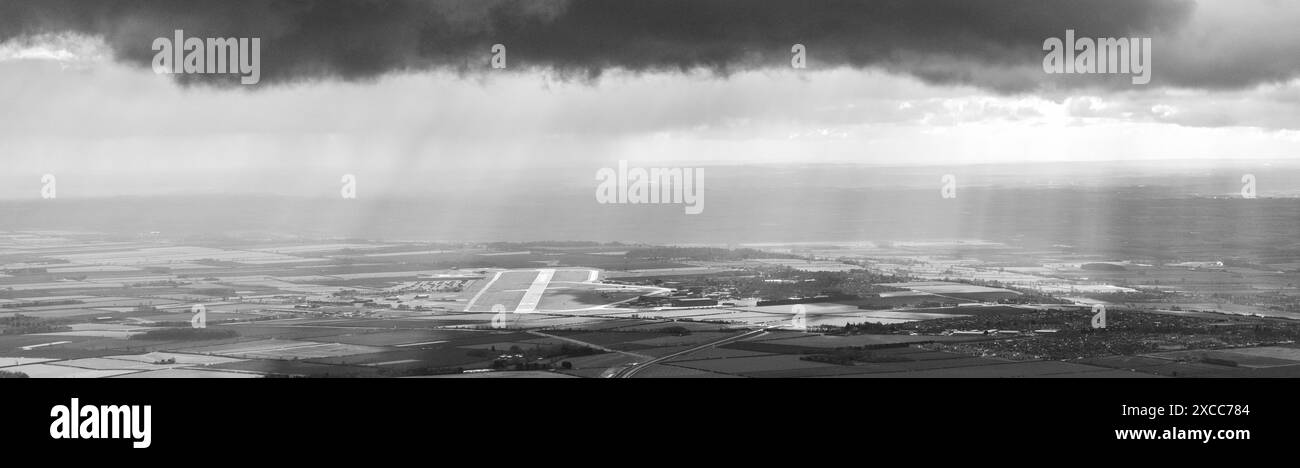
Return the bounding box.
[463,270,504,312]
[368,359,422,366]
[395,340,447,347]
[515,269,556,313]
[20,341,71,351]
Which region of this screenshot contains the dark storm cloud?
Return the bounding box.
[5,0,1280,92]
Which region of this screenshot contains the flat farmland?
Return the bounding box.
[665,346,773,361]
[421,370,578,378]
[503,315,617,329]
[753,259,862,272]
[1146,346,1300,368]
[0,363,140,378]
[667,354,840,375]
[0,282,127,293]
[75,296,184,308]
[853,292,961,308]
[1222,346,1300,362]
[112,351,245,365]
[0,334,98,351]
[0,356,59,367]
[602,267,738,280]
[5,337,155,359]
[745,303,866,315]
[619,344,692,357]
[13,234,1293,378]
[177,339,388,360]
[545,330,666,347]
[50,246,305,265]
[33,357,159,372]
[208,359,380,377]
[622,331,739,348]
[1,307,126,320]
[748,330,822,342]
[458,337,568,350]
[634,364,737,378]
[134,311,262,322]
[605,320,734,333]
[306,348,494,370]
[878,281,1020,297]
[735,365,898,378]
[249,243,392,254]
[757,333,979,349]
[392,330,545,348]
[217,324,376,340]
[113,368,260,378]
[0,335,109,356]
[1211,365,1300,377]
[738,355,1004,378]
[943,291,1022,301]
[288,318,470,328]
[311,329,482,347]
[563,318,658,331]
[543,253,691,271]
[820,360,1148,378]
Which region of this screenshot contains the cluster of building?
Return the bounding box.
[384,278,474,294]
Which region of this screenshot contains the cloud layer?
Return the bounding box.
[7,0,1269,91]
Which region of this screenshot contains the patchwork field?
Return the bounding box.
[178,339,388,360]
[5,234,1295,379]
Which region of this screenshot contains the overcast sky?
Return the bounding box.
[1,0,1298,199]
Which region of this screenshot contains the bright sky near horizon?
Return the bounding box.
[1,0,1298,198]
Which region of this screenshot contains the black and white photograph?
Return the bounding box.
[1,0,1296,453]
